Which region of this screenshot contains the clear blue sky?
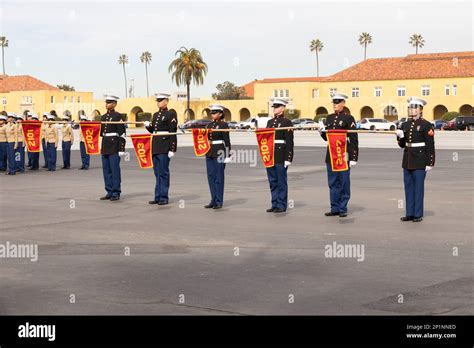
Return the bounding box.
[0,0,472,99]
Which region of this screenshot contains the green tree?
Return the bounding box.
[140,51,152,97]
[309,39,324,77]
[118,54,129,98]
[409,34,425,54]
[168,47,208,118]
[358,32,372,60]
[57,84,75,91]
[0,36,8,75]
[212,81,248,100]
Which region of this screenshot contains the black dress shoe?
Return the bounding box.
[339,212,348,217]
[204,204,215,209]
[100,196,111,200]
[213,205,222,210]
[400,216,414,222]
[149,200,159,204]
[412,217,423,222]
[266,208,275,213]
[42,165,48,168]
[157,201,168,205]
[110,196,120,201]
[78,167,85,170]
[325,212,339,216]
[273,208,286,213]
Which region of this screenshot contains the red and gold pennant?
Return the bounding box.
[256,128,275,168]
[130,134,153,169]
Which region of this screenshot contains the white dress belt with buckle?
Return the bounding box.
[406,142,426,147]
[275,140,286,144]
[103,133,119,137]
[211,140,224,144]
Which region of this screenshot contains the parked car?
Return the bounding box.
[238,116,271,129]
[359,118,396,131]
[228,121,239,129]
[292,118,313,125]
[296,119,318,129]
[442,119,457,131]
[395,117,407,129]
[455,116,474,130]
[430,119,447,130]
[180,119,212,129]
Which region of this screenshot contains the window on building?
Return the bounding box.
[312,89,319,98]
[329,88,337,97]
[71,96,74,103]
[77,96,81,103]
[273,90,278,98]
[285,90,289,98]
[445,85,450,96]
[352,87,360,98]
[374,87,382,97]
[397,87,406,97]
[421,85,430,96]
[21,96,32,104]
[2,97,6,105]
[452,84,457,96]
[64,96,67,103]
[50,96,55,103]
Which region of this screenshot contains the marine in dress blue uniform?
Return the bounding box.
[397,97,435,222]
[319,93,359,218]
[60,113,74,169]
[14,114,26,173]
[41,113,49,168]
[204,104,231,210]
[5,112,18,175]
[100,95,126,201]
[265,98,294,213]
[0,114,8,172]
[145,93,177,205]
[78,114,90,170]
[25,112,33,168]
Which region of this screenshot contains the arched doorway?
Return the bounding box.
[223,108,231,121]
[433,105,448,120]
[130,106,143,125]
[49,110,57,119]
[316,106,328,116]
[459,104,472,116]
[201,108,211,119]
[383,105,398,121]
[239,107,250,121]
[77,110,85,122]
[92,110,101,120]
[185,109,195,121]
[343,106,351,115]
[360,106,374,119]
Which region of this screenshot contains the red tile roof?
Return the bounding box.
[0,75,59,93]
[259,77,324,83]
[241,80,258,98]
[324,51,474,82]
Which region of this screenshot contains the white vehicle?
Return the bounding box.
[359,118,396,131]
[238,116,271,129]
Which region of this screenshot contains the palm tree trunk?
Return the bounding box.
[316,51,319,77]
[416,45,418,54]
[186,83,190,118]
[145,63,149,97]
[364,43,367,60]
[122,63,128,98]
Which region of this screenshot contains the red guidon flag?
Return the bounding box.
[80,122,101,155]
[192,128,210,156]
[327,130,349,171]
[21,121,42,152]
[256,128,275,168]
[130,134,153,169]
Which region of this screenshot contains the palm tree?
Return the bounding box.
[118,54,129,98]
[1,36,8,75]
[409,34,425,54]
[309,39,324,77]
[358,32,372,60]
[140,51,152,97]
[168,47,208,117]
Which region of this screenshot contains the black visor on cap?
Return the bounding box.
[156,98,166,102]
[210,110,221,114]
[332,99,344,104]
[106,100,116,103]
[272,103,284,108]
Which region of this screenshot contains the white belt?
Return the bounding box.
[406,142,425,147]
[275,140,286,144]
[103,133,119,137]
[153,131,168,135]
[212,140,224,144]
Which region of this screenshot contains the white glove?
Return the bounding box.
[143,121,150,127]
[223,157,231,164]
[318,126,326,134]
[349,161,357,167]
[284,161,292,168]
[168,151,175,158]
[396,130,404,138]
[425,166,433,172]
[119,152,125,156]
